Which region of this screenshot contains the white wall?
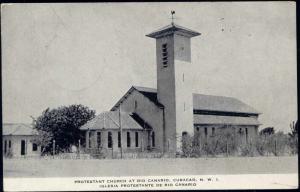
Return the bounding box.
[2,135,41,157]
[113,90,164,152]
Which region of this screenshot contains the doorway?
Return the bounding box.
[21,140,26,155]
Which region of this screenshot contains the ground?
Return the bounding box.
[3,156,298,178]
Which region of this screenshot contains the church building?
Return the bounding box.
[80,19,261,158]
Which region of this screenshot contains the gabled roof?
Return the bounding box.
[2,123,38,136]
[111,86,260,115]
[110,86,164,111]
[80,111,144,130]
[194,115,261,126]
[146,23,201,38]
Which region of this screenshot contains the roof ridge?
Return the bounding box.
[193,93,241,100]
[106,112,121,128]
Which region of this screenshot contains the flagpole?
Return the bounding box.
[119,104,123,159]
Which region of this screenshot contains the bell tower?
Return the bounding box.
[146,13,200,155]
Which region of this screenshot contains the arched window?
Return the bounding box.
[152,132,155,147]
[204,127,208,138]
[127,132,131,147]
[212,127,215,136]
[108,132,112,148]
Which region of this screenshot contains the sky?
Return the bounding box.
[2,2,297,133]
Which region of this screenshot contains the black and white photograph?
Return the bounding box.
[1,2,298,191]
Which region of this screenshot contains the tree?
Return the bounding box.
[289,121,298,138]
[288,120,298,154]
[32,104,96,154]
[259,127,275,136]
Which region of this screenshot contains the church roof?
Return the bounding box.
[2,123,38,136]
[80,111,144,130]
[194,115,261,126]
[193,94,260,114]
[112,86,260,115]
[110,86,164,111]
[146,23,201,38]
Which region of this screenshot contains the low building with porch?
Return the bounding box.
[80,111,155,158]
[2,123,41,158]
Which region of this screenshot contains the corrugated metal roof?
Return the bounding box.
[193,93,259,114]
[114,86,259,114]
[2,123,38,136]
[194,115,261,126]
[80,111,144,130]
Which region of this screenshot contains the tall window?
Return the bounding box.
[4,140,7,154]
[127,132,131,147]
[97,132,101,148]
[245,128,248,142]
[9,140,11,148]
[88,132,92,148]
[212,127,215,136]
[32,143,38,151]
[204,127,208,138]
[135,132,139,147]
[118,131,121,148]
[152,132,155,147]
[108,132,112,148]
[162,43,168,68]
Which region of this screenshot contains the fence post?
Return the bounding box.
[274,139,277,156]
[226,139,228,157]
[112,140,114,159]
[78,139,81,159]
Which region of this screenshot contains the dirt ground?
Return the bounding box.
[3,156,298,178]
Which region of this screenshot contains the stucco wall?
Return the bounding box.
[194,124,258,145]
[85,129,146,152]
[2,135,41,157]
[156,35,177,154]
[113,90,164,152]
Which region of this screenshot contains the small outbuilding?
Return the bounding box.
[2,123,41,158]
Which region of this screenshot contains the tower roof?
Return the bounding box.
[146,23,201,39]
